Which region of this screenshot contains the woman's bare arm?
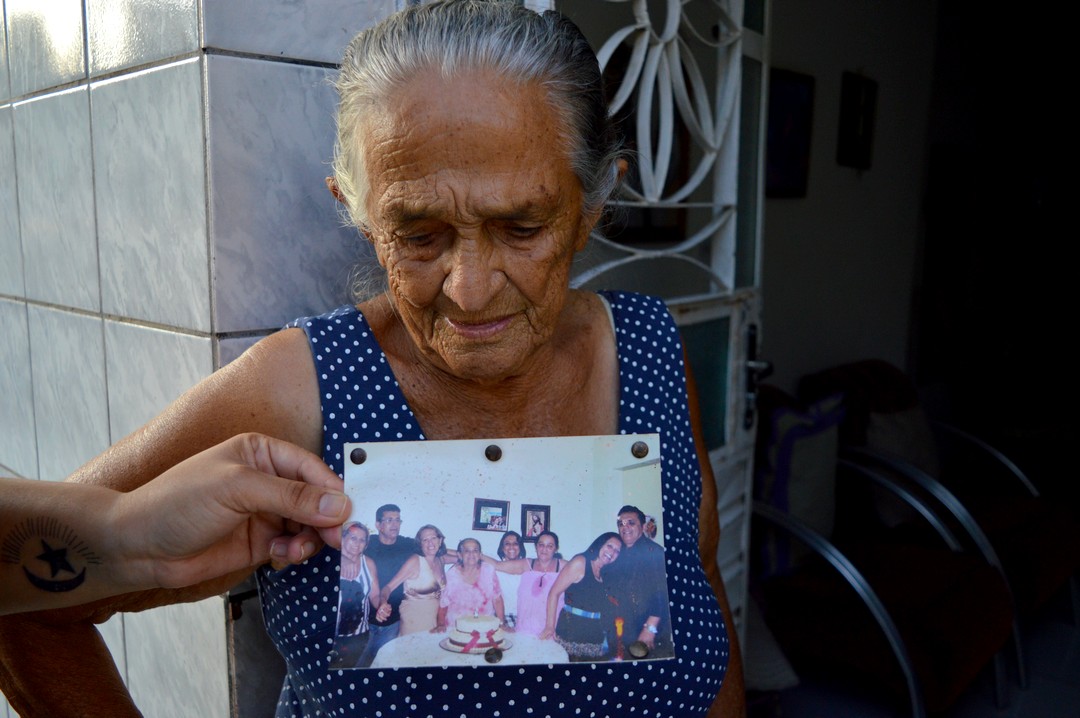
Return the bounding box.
[0,328,323,717]
[380,555,420,604]
[366,557,382,611]
[684,350,747,718]
[539,555,583,640]
[480,555,529,574]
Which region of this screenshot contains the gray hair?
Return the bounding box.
[332,0,624,243]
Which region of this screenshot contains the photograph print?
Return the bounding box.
[331,434,675,671]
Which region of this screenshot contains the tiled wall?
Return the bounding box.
[0,1,393,715]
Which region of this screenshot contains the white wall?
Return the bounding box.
[0,1,396,715]
[761,0,937,394]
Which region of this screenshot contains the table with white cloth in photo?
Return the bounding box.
[370,631,569,668]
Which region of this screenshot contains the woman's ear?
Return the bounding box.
[325,176,347,205]
[616,157,629,184]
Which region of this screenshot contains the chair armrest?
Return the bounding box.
[836,459,963,551]
[842,447,1012,582]
[752,501,927,718]
[930,421,1041,498]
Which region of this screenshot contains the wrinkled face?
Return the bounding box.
[500,534,521,560]
[459,540,482,567]
[598,537,622,566]
[535,535,557,562]
[342,527,368,560]
[361,69,594,382]
[617,513,644,548]
[377,511,402,543]
[418,528,442,556]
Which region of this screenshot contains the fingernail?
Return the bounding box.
[319,492,347,517]
[300,542,316,561]
[271,541,288,558]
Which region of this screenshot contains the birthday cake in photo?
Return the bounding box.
[440,614,510,654]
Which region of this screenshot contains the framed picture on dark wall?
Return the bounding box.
[765,68,815,198]
[836,71,877,171]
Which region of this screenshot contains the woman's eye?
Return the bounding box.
[503,225,542,240]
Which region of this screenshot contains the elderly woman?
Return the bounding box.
[436,538,505,632]
[375,524,447,635]
[0,2,743,716]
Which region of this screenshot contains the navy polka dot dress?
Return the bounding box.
[257,290,731,716]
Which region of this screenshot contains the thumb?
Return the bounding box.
[225,433,349,526]
[222,466,350,528]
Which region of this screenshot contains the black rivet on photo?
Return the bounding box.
[628,640,649,658]
[485,444,502,462]
[349,447,367,465]
[631,441,649,459]
[484,647,503,663]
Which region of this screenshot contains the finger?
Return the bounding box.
[316,522,345,550]
[221,466,350,529]
[238,433,344,493]
[268,528,321,569]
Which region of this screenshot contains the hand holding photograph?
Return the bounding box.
[330,434,674,671]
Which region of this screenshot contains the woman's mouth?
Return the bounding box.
[444,315,513,340]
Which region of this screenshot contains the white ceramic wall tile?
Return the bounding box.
[0,299,37,479]
[27,305,110,482]
[207,55,364,333]
[215,333,263,368]
[13,87,100,312]
[125,598,229,718]
[104,321,213,441]
[93,58,210,332]
[0,105,23,297]
[87,0,199,77]
[98,613,129,687]
[1,9,10,102]
[202,0,397,64]
[5,0,86,97]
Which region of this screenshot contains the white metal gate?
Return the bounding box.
[549,0,769,645]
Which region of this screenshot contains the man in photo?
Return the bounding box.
[606,505,671,658]
[356,504,417,667]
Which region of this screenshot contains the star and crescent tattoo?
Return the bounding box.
[1,517,101,594]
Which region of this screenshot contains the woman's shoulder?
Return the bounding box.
[286,303,364,331]
[593,290,678,340]
[594,289,668,314]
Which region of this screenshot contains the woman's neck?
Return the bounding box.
[534,556,558,571]
[362,290,618,439]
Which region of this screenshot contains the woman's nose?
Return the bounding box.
[441,236,506,312]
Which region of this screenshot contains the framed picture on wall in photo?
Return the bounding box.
[521,504,551,542]
[472,498,510,532]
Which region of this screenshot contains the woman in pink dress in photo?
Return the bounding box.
[483,530,564,636]
[435,538,505,631]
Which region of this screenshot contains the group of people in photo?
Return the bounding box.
[332,503,673,668]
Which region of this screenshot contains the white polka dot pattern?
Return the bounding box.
[257,291,730,716]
